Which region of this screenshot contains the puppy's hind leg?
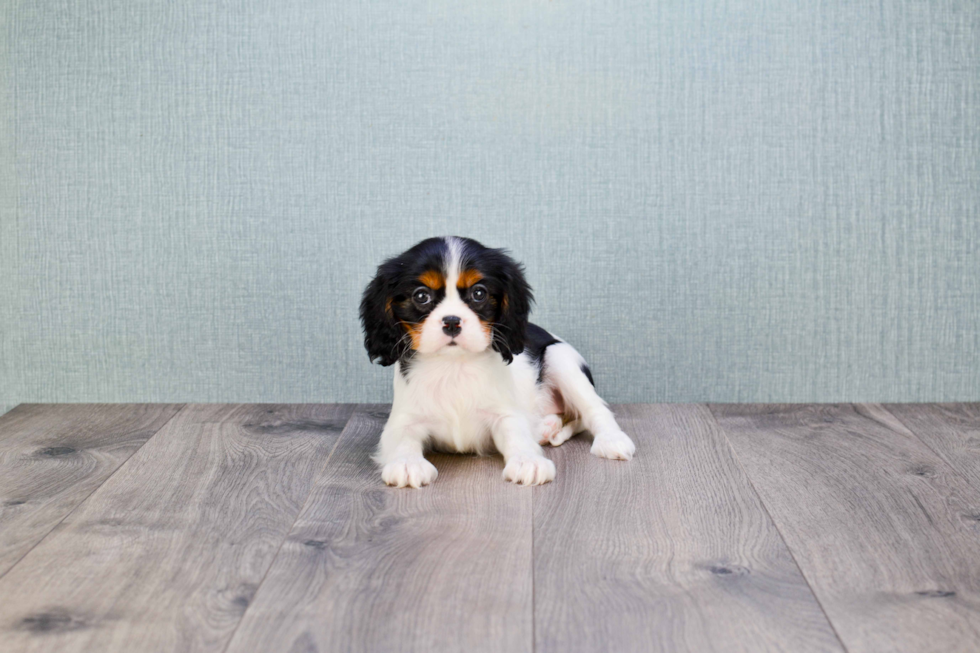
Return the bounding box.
[537,413,581,447]
[541,343,636,460]
[552,418,581,447]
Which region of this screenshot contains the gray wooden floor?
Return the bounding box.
[0,404,978,652]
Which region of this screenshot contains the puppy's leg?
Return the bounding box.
[537,414,582,447]
[554,418,582,447]
[536,413,563,445]
[542,343,636,461]
[374,412,438,489]
[493,414,556,486]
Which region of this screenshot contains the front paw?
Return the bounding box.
[502,454,556,486]
[591,430,636,461]
[382,457,438,488]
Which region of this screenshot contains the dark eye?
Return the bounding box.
[470,284,488,303]
[413,288,431,305]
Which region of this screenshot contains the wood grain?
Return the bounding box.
[0,403,183,577]
[0,403,354,653]
[710,403,980,653]
[5,402,980,652]
[884,403,980,490]
[533,404,843,653]
[223,405,534,653]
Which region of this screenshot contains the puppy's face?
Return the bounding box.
[360,237,532,366]
[394,260,493,356]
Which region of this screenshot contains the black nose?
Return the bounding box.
[442,315,462,337]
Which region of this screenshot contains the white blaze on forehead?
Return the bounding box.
[415,236,489,354]
[443,236,464,300]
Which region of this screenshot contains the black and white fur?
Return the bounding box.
[360,236,635,488]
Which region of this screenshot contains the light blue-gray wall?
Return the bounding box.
[2,1,978,406]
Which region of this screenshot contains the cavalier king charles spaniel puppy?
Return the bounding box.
[360,236,635,488]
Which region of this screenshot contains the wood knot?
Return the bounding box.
[230,583,257,610]
[907,464,935,478]
[36,446,77,457]
[915,590,955,599]
[244,420,343,436]
[20,610,87,633]
[703,563,750,577]
[303,539,328,550]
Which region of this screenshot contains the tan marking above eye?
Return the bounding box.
[418,270,444,289]
[457,269,483,289]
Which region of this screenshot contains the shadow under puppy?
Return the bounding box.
[360,236,635,488]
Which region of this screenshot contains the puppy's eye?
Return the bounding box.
[470,284,488,303]
[412,288,431,305]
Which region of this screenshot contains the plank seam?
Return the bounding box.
[877,403,978,490]
[531,470,537,653]
[218,403,360,653]
[0,403,26,430]
[0,403,188,581]
[705,404,852,653]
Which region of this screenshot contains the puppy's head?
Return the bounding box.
[360,236,532,366]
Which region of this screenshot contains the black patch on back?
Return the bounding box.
[580,363,595,387]
[523,323,560,384]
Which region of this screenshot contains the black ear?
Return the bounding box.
[492,252,533,364]
[360,266,407,366]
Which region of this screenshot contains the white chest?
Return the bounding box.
[393,351,534,452]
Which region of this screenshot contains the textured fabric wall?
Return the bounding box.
[2,1,978,405]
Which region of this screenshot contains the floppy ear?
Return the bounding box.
[360,266,407,366]
[492,252,533,364]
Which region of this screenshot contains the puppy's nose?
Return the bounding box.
[442,315,462,337]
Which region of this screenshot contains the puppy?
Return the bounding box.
[360,236,635,488]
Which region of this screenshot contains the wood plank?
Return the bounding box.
[0,403,183,577]
[223,405,533,653]
[710,403,980,653]
[0,403,354,653]
[884,403,980,490]
[533,404,843,653]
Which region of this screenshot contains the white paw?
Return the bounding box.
[591,430,636,461]
[549,422,577,447]
[381,457,438,488]
[537,414,563,445]
[502,454,556,486]
[537,415,578,447]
